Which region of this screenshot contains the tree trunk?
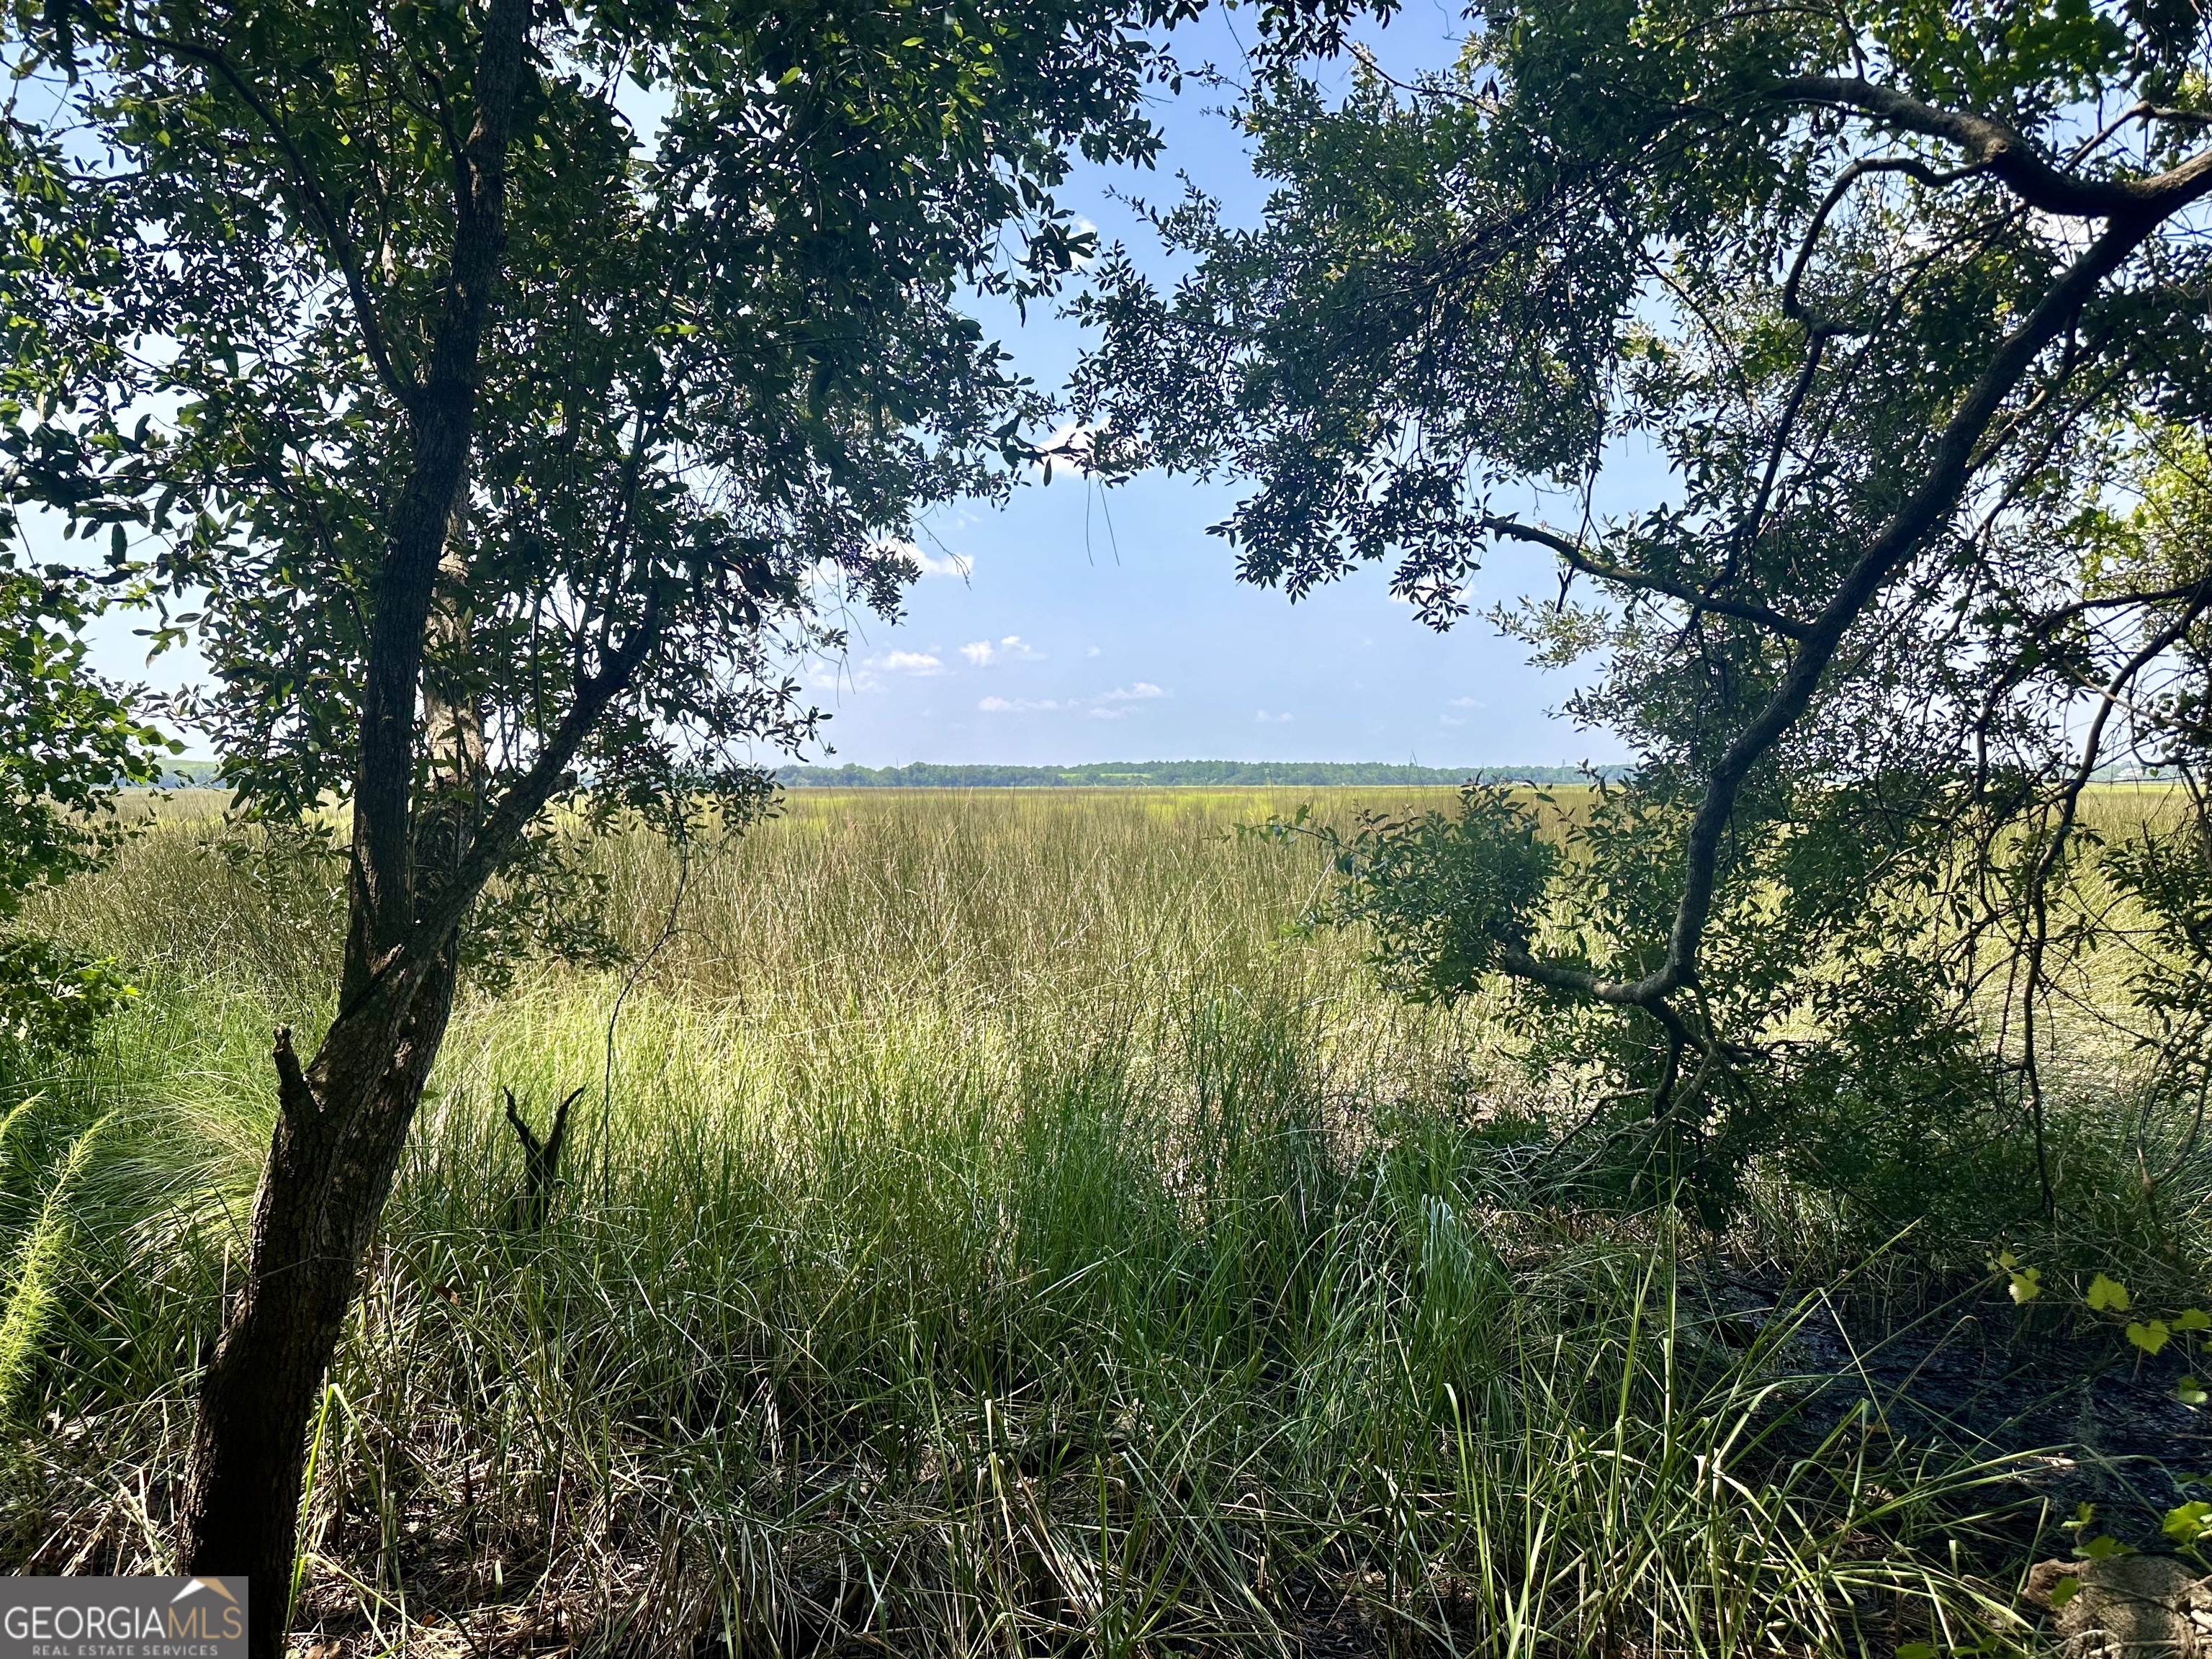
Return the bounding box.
[171,5,533,1644]
[177,945,460,1659]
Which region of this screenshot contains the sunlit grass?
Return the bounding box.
[0,786,2149,1654]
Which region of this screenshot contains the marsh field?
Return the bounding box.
[1,786,2205,1658]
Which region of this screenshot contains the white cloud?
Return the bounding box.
[873,651,945,676]
[1256,710,1294,724]
[978,679,1166,718]
[978,695,1061,714]
[1449,696,1482,709]
[1085,645,1101,658]
[961,634,1044,667]
[1440,716,1466,727]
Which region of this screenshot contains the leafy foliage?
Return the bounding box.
[1324,783,1557,997]
[3,0,1184,846]
[0,557,165,1053]
[1075,0,2212,1220]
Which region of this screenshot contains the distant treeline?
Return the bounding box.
[777,760,1623,788]
[160,756,2172,791]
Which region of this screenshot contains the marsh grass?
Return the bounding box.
[0,789,2149,1654]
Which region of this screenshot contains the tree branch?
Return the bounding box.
[1497,195,2204,1011]
[1781,155,1986,331]
[271,1023,315,1123]
[2028,579,2212,634]
[112,22,419,407]
[407,598,665,958]
[1773,76,2212,217]
[1483,514,1813,639]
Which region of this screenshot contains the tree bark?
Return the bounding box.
[171,4,533,1645]
[178,950,459,1659]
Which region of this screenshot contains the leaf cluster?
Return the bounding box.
[1,0,1186,910]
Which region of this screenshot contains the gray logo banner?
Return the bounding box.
[0,1578,248,1659]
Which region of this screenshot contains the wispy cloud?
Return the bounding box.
[979,680,1168,719]
[961,635,1044,667]
[1449,696,1482,709]
[978,695,1061,714]
[1256,709,1294,724]
[872,651,946,676]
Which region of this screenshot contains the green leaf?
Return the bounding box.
[2008,1267,2042,1303]
[2164,1501,2212,1545]
[2176,1309,2210,1331]
[2129,1320,2172,1356]
[2087,1274,2132,1313]
[2180,1376,2208,1407]
[2049,1575,2081,1609]
[2082,1534,2133,1560]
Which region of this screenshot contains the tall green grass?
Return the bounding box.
[0,793,2078,1653]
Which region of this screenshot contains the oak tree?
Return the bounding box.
[1076,0,2212,1210]
[3,0,1179,1641]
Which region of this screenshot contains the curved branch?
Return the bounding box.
[2013,585,2212,1215]
[1484,514,1813,639]
[2028,579,2212,634]
[1500,199,2201,1010]
[1781,155,1987,331]
[1773,76,2212,218]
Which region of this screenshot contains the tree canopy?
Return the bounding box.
[1075,0,2212,1206]
[8,0,1179,841]
[3,0,1186,1633]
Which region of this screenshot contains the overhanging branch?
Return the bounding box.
[1484,514,1814,639]
[1773,77,2212,218]
[1493,188,2208,1016]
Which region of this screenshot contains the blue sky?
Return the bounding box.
[77,2,1641,770]
[808,1,1636,770]
[811,466,1617,768]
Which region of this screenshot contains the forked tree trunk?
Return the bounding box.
[178,482,487,1653]
[177,947,462,1659]
[162,6,582,1644]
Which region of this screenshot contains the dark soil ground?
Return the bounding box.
[1707,1268,2212,1549]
